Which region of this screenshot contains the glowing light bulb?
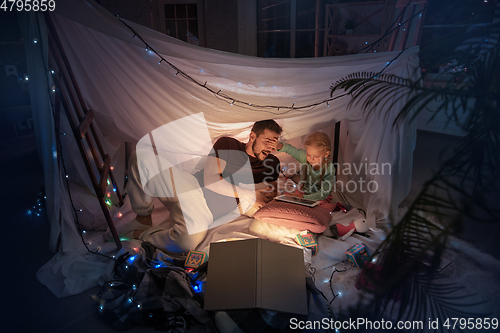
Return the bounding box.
[118,212,122,217]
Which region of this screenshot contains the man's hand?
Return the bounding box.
[242,185,277,217]
[257,186,275,203]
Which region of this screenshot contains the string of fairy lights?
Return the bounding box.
[33,17,209,322]
[28,3,424,325]
[33,13,120,261]
[116,1,422,114]
[356,1,427,54]
[30,0,427,245]
[29,3,422,253]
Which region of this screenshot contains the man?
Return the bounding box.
[197,119,282,220]
[111,119,283,253]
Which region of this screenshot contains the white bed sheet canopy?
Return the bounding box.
[24,0,419,297]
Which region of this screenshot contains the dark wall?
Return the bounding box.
[97,0,158,30]
[205,0,238,53]
[96,0,240,53]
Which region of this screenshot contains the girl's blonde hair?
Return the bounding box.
[304,132,332,153]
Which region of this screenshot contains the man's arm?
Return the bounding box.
[204,156,275,209]
[203,156,252,198]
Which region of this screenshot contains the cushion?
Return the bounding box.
[249,218,303,243]
[253,199,331,233]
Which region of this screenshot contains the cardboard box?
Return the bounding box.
[345,243,371,269]
[204,238,308,315]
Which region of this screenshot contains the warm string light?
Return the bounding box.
[117,18,378,114]
[39,4,122,259]
[92,253,196,324]
[328,266,347,304]
[356,1,427,54]
[42,62,116,261]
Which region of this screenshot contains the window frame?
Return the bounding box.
[158,0,206,46]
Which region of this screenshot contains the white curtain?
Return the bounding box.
[24,0,419,297]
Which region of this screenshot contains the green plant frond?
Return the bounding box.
[331,72,483,132]
[349,40,500,326]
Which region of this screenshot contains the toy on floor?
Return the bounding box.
[345,243,372,269]
[295,232,318,255]
[185,250,208,270]
[322,208,369,240]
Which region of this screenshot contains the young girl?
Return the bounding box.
[277,132,336,201]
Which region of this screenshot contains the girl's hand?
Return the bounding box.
[287,188,303,198]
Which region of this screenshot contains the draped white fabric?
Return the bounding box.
[25,0,419,297]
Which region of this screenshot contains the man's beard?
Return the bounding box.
[252,141,270,161]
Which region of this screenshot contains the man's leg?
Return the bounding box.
[128,151,212,252]
[128,151,155,227]
[140,198,208,253]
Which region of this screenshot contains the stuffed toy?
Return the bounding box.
[322,208,369,240]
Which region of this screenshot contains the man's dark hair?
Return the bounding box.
[251,119,283,137]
